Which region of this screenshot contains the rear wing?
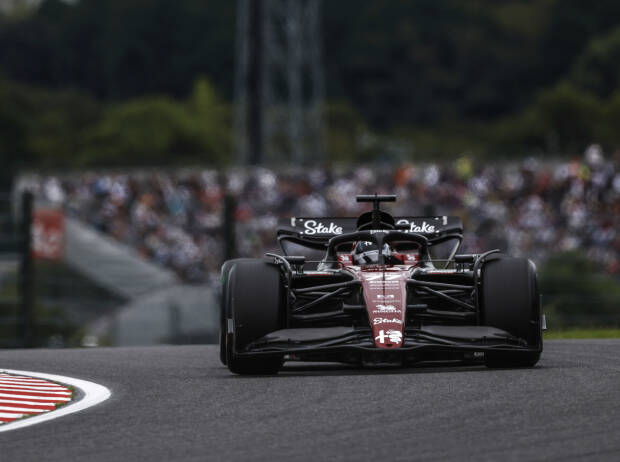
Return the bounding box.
[277,216,463,240]
[276,216,463,265]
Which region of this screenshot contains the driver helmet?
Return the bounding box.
[353,241,392,265]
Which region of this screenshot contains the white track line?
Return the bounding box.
[0,384,69,391]
[0,399,56,406]
[0,369,111,433]
[0,377,70,384]
[0,378,61,385]
[0,393,70,401]
[0,374,60,380]
[0,407,47,413]
[0,374,46,379]
[0,379,68,386]
[0,387,71,394]
[0,412,25,418]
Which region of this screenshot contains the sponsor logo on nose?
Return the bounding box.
[373,318,402,325]
[375,330,403,344]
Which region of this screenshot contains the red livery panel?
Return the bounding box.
[357,268,409,348]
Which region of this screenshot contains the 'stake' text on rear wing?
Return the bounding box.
[277,216,463,239]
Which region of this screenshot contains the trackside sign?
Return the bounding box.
[32,208,65,260]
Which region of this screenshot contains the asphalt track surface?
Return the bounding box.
[1,340,620,461]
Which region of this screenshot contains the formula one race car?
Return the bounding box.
[220,195,543,375]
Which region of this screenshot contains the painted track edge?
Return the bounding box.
[0,368,111,432]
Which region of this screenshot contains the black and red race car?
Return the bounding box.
[220,195,543,375]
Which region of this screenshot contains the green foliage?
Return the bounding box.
[541,251,620,328]
[0,75,232,167]
[541,0,620,82]
[81,79,231,166]
[570,26,620,98]
[4,0,620,160]
[3,0,615,127]
[27,89,101,166]
[320,0,620,156]
[600,92,620,147]
[0,76,100,168]
[324,102,381,163]
[544,329,620,339]
[532,84,601,153]
[0,0,38,20]
[82,97,194,165]
[491,83,620,154]
[489,108,546,156]
[0,0,236,100]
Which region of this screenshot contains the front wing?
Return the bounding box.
[235,325,540,365]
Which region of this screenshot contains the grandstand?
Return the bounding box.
[26,153,619,284]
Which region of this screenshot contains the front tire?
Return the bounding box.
[219,258,254,365]
[481,257,542,368]
[226,259,284,375]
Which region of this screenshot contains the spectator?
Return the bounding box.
[34,150,619,283]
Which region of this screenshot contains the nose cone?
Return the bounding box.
[358,270,408,348]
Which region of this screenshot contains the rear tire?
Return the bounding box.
[226,259,284,375]
[481,257,542,368]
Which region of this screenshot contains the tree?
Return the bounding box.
[80,78,231,166]
[0,0,236,100]
[570,26,620,98]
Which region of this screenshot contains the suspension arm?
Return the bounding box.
[293,287,350,313]
[293,280,360,294]
[413,285,476,311]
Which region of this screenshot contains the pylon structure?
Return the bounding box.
[234,0,324,165]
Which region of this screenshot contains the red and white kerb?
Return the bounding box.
[0,373,73,425]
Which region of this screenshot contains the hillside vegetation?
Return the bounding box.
[3,0,620,168]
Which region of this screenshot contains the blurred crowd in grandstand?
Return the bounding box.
[33,146,619,284]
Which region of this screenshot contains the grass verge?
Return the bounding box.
[544,329,620,339]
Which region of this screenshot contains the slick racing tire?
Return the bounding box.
[481,257,542,368]
[219,258,254,366]
[226,259,284,375]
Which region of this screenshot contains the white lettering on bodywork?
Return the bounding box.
[373,318,402,325]
[375,304,396,310]
[375,329,403,344]
[302,220,343,235]
[396,219,437,234]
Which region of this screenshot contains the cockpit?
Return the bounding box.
[275,194,464,271]
[335,240,421,267]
